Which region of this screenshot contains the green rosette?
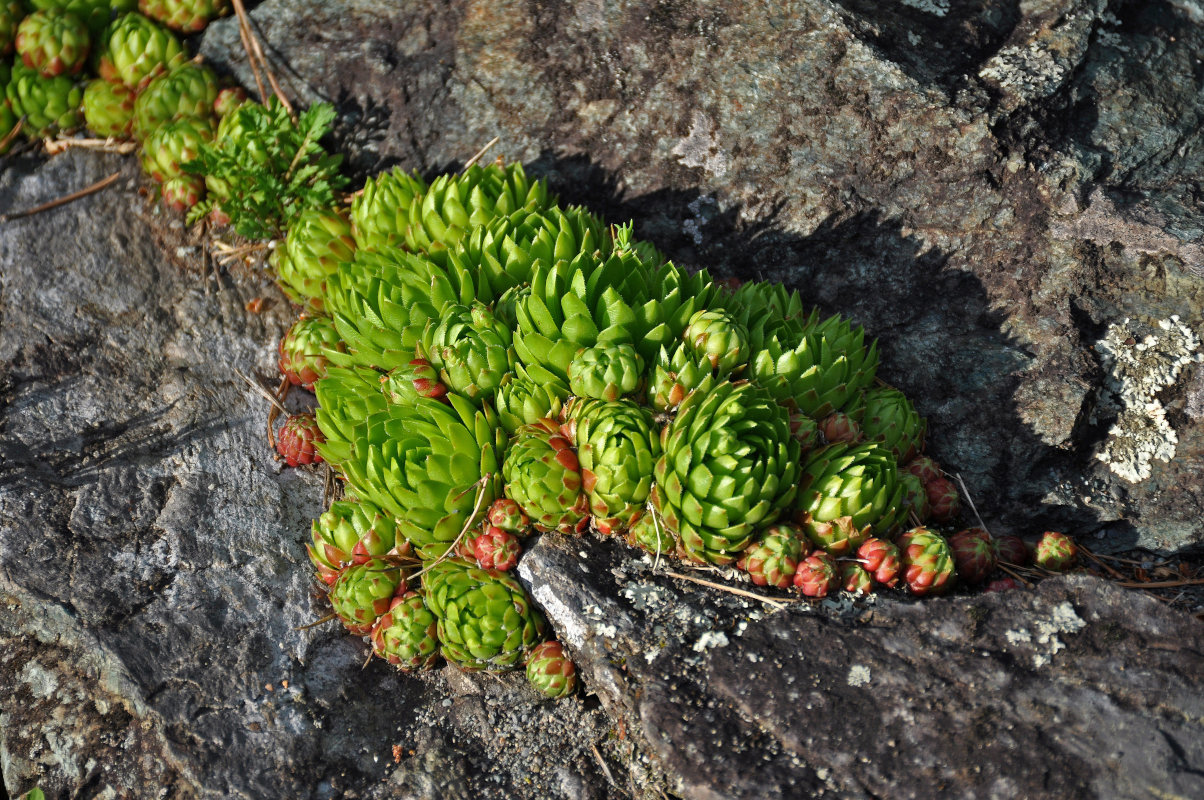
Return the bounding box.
[682,309,749,376]
[307,498,401,586]
[5,62,83,138]
[351,162,553,254]
[139,0,230,33]
[271,207,356,310]
[82,77,134,138]
[341,395,506,560]
[138,114,214,183]
[525,641,576,699]
[493,363,570,435]
[652,378,801,565]
[502,417,589,534]
[371,591,440,671]
[323,248,493,373]
[329,557,405,635]
[132,61,218,139]
[447,204,611,298]
[313,366,390,469]
[15,9,90,77]
[1,1,25,55]
[568,344,644,402]
[794,442,904,555]
[758,311,878,418]
[859,385,926,463]
[564,398,661,535]
[419,301,515,405]
[422,558,545,671]
[96,12,184,89]
[647,342,713,412]
[29,0,133,38]
[625,511,677,555]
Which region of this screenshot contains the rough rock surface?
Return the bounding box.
[3,0,1204,798]
[198,0,1204,552]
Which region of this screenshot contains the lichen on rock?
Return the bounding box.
[1094,315,1202,483]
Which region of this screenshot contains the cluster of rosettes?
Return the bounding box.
[266,161,1078,695]
[1,3,236,201]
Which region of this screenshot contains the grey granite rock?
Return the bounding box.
[520,535,1204,800]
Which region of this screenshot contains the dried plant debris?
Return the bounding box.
[1094,315,1202,483]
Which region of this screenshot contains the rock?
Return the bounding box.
[520,535,1204,800]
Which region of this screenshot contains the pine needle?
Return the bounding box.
[462,136,500,171]
[661,570,798,608]
[1,171,120,222]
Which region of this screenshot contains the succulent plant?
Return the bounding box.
[380,358,449,406]
[646,343,714,412]
[925,476,960,523]
[502,417,590,535]
[5,61,84,138]
[422,558,545,671]
[817,410,862,445]
[493,363,569,434]
[1034,531,1077,571]
[898,471,930,524]
[859,385,926,463]
[654,379,801,565]
[794,442,904,556]
[473,525,521,571]
[97,12,184,89]
[419,302,516,404]
[82,77,134,138]
[271,207,356,310]
[307,498,403,586]
[16,9,90,77]
[330,557,406,635]
[569,344,645,402]
[279,314,342,390]
[139,114,214,183]
[526,640,577,699]
[841,562,874,594]
[1,0,25,55]
[276,412,324,467]
[133,61,218,139]
[948,528,996,585]
[486,498,529,533]
[682,309,749,376]
[312,366,390,469]
[564,398,661,535]
[625,511,676,555]
[856,537,901,588]
[340,396,505,560]
[351,162,553,255]
[992,534,1029,566]
[794,550,839,597]
[902,455,942,485]
[29,0,134,37]
[897,527,956,597]
[371,591,440,671]
[212,85,246,117]
[139,0,229,33]
[736,523,804,589]
[161,174,204,213]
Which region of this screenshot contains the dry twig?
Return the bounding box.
[1,171,121,222]
[462,136,500,171]
[43,137,137,155]
[662,570,798,608]
[230,0,294,117]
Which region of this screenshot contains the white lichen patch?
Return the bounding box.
[846,664,871,687]
[1004,602,1086,668]
[900,0,949,16]
[979,42,1068,97]
[692,630,729,653]
[1094,316,1202,482]
[672,111,729,178]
